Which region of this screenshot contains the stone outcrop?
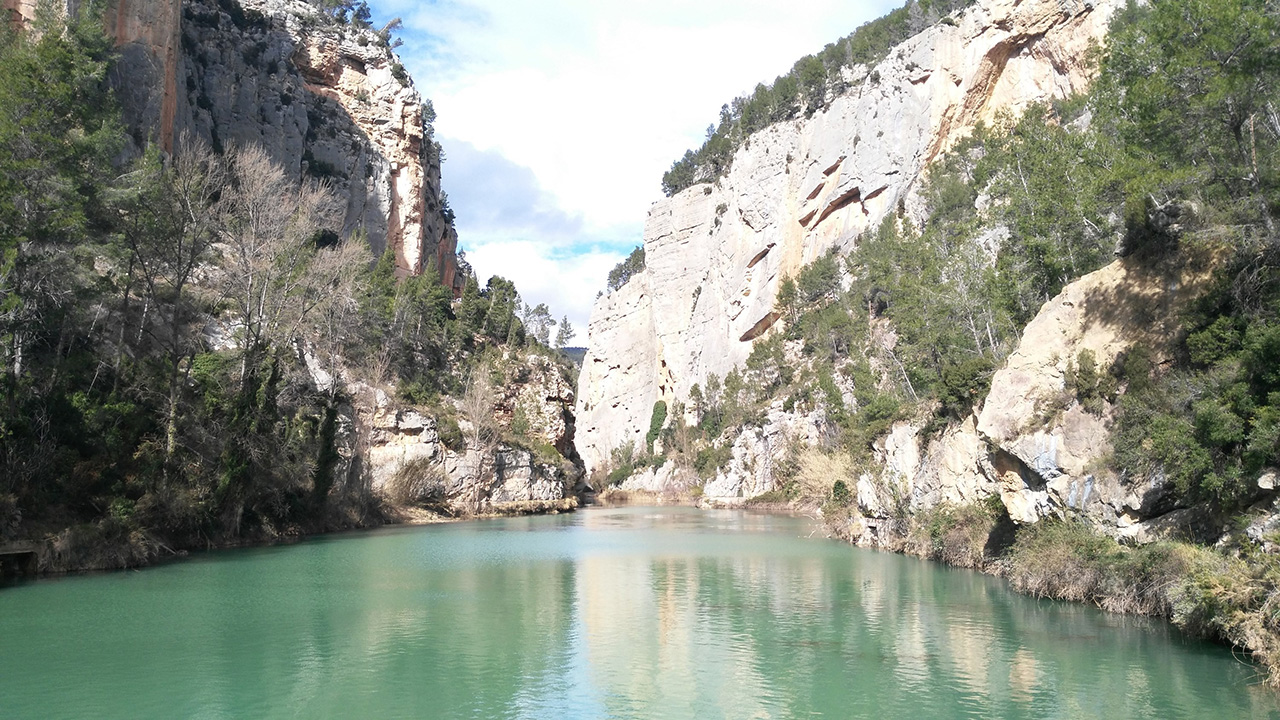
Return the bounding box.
[353,391,571,506]
[875,416,995,512]
[338,351,583,510]
[976,254,1213,526]
[619,462,696,495]
[701,404,831,502]
[6,0,459,286]
[578,0,1122,474]
[828,250,1217,543]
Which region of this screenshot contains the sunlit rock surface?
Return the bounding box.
[578,0,1122,474]
[976,254,1214,526]
[341,352,581,507]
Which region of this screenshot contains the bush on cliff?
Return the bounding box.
[661,0,979,195]
[606,245,646,292]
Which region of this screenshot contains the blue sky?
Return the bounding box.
[370,0,899,338]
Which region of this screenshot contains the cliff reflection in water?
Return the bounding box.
[2,507,1277,719]
[569,508,1274,719]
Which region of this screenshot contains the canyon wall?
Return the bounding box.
[577,0,1122,475]
[5,0,574,508]
[5,0,459,285]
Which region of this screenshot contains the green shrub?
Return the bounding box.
[646,400,668,454]
[390,62,408,86]
[437,415,465,453]
[605,443,640,487]
[1121,344,1155,395]
[694,444,732,478]
[830,478,852,505]
[607,246,646,291]
[936,356,995,419]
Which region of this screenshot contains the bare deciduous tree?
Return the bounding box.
[298,232,373,399]
[215,144,342,390]
[116,133,224,463]
[459,364,500,512]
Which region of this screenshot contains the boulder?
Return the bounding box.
[977,255,1213,524]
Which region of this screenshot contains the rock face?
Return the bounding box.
[880,416,995,512]
[577,0,1122,475]
[976,254,1213,526]
[353,394,571,507]
[341,353,582,509]
[701,404,831,502]
[6,0,459,286]
[835,251,1215,542]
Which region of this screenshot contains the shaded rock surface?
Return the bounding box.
[6,0,459,286]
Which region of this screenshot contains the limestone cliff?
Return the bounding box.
[338,352,582,511]
[577,0,1121,474]
[9,0,573,508]
[838,250,1218,546]
[5,0,460,285]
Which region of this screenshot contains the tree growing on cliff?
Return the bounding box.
[0,0,120,411]
[216,144,343,388]
[555,315,575,349]
[607,246,646,292]
[114,136,224,464]
[522,302,555,345]
[460,364,500,510]
[482,276,523,346]
[1096,0,1280,230]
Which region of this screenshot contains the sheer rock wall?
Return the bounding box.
[577,0,1122,475]
[5,0,459,285]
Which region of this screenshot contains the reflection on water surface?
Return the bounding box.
[0,506,1276,719]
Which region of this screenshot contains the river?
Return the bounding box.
[1,506,1276,718]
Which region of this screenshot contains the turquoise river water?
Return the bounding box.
[1,506,1278,719]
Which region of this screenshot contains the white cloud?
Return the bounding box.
[440,136,639,333]
[368,0,899,327]
[441,137,585,243]
[463,240,626,344]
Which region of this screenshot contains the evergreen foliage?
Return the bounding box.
[0,8,569,565]
[1102,0,1280,514]
[646,401,668,454]
[606,245,646,292]
[661,0,977,195]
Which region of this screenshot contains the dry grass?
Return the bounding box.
[384,457,447,508]
[794,449,853,501]
[48,519,163,572]
[1003,520,1280,687]
[904,501,1000,569]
